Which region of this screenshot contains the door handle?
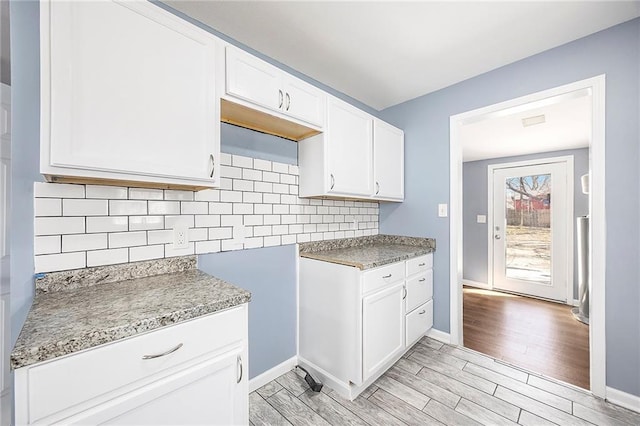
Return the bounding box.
[237,355,243,383]
[285,92,291,110]
[495,235,501,240]
[403,286,407,300]
[278,90,284,109]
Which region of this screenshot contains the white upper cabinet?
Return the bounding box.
[40,0,220,189]
[299,97,404,202]
[225,47,325,128]
[373,120,404,201]
[326,98,374,197]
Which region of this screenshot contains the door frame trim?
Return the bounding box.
[449,75,606,397]
[486,156,574,304]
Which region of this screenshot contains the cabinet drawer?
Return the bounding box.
[406,270,433,313]
[362,262,405,295]
[406,254,433,277]
[406,300,433,346]
[25,306,247,424]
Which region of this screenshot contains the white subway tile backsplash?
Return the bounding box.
[35,182,84,198]
[232,155,253,168]
[33,158,380,273]
[128,188,163,200]
[242,169,262,181]
[233,179,253,192]
[181,201,208,215]
[87,248,128,267]
[85,185,127,199]
[253,158,271,171]
[86,216,128,233]
[110,200,147,216]
[208,227,233,240]
[148,201,180,215]
[220,152,232,166]
[148,229,173,245]
[35,236,61,255]
[220,190,242,203]
[195,240,220,254]
[109,231,147,248]
[194,189,220,202]
[63,199,108,216]
[129,245,164,262]
[35,252,86,273]
[35,217,85,236]
[62,233,107,252]
[195,214,220,228]
[35,198,62,217]
[129,216,164,231]
[164,190,194,201]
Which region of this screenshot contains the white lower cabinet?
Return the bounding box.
[14,305,248,425]
[299,254,433,400]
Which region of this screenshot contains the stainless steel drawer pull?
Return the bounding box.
[279,90,284,108]
[142,343,183,360]
[403,286,407,300]
[418,309,426,315]
[418,263,426,267]
[209,154,215,178]
[419,278,426,282]
[237,355,243,383]
[330,174,335,190]
[382,274,392,278]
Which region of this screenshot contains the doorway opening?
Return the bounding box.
[450,75,605,397]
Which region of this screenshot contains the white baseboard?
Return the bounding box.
[606,386,640,413]
[248,356,298,393]
[572,299,580,307]
[426,328,451,344]
[462,279,490,289]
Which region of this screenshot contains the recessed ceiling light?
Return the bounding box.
[522,114,546,127]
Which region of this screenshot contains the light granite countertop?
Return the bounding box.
[299,234,436,269]
[11,256,251,369]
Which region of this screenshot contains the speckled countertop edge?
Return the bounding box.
[299,234,436,270]
[12,259,251,369]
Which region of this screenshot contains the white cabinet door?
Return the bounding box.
[373,120,404,201]
[282,77,324,127]
[225,47,324,128]
[362,282,405,380]
[41,1,219,187]
[62,349,247,425]
[326,99,373,197]
[225,47,281,112]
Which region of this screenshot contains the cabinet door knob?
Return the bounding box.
[418,309,426,315]
[375,181,380,195]
[279,90,284,109]
[330,174,335,190]
[209,154,215,178]
[285,92,291,111]
[142,343,183,360]
[237,355,243,384]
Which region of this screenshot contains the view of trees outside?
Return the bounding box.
[504,174,552,284]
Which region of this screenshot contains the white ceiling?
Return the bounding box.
[165,1,640,110]
[460,93,591,162]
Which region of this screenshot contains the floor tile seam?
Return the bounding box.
[377,374,430,410]
[415,366,523,421]
[324,388,384,426]
[571,401,639,426]
[456,396,525,425]
[254,390,294,426]
[494,384,591,423]
[372,387,444,426]
[295,388,364,426]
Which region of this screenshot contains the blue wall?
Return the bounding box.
[9,0,41,345]
[380,18,640,396]
[198,245,297,379]
[463,148,589,299]
[221,123,297,165]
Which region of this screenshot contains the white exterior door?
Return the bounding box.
[491,161,569,302]
[326,98,373,197]
[362,282,405,380]
[0,83,10,426]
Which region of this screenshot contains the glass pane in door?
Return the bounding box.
[504,174,551,284]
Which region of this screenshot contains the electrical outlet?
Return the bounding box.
[438,204,448,218]
[173,225,189,249]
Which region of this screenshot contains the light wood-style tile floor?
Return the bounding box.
[250,337,640,426]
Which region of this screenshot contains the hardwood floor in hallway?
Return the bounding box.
[463,286,590,390]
